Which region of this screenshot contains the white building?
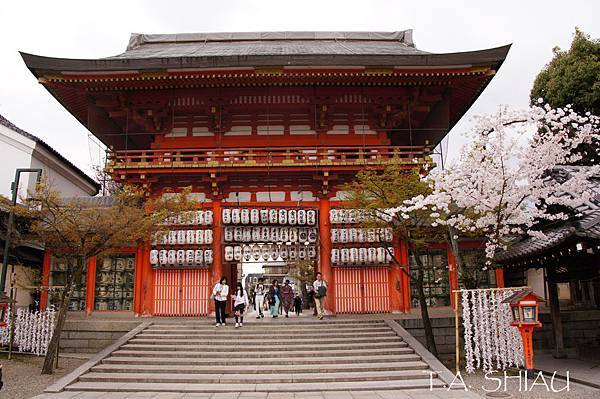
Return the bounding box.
[0,113,99,306]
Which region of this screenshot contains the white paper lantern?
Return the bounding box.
[242,227,251,242]
[196,210,205,226]
[308,228,317,243]
[298,228,308,243]
[243,245,252,261]
[330,209,338,223]
[177,230,186,245]
[298,245,307,260]
[359,248,368,264]
[340,228,348,244]
[168,231,177,245]
[269,209,278,224]
[367,247,377,264]
[270,227,279,242]
[252,227,261,242]
[349,228,358,243]
[241,208,250,224]
[204,249,213,265]
[376,247,386,264]
[150,250,159,265]
[260,209,269,224]
[386,247,393,263]
[331,248,340,265]
[176,213,185,225]
[186,250,195,264]
[159,250,168,265]
[231,208,241,224]
[385,228,393,242]
[176,250,185,264]
[251,245,261,260]
[260,227,269,242]
[204,230,213,244]
[307,210,316,225]
[249,208,259,224]
[194,249,204,264]
[224,227,233,242]
[357,229,365,243]
[367,228,376,243]
[280,245,288,260]
[186,230,195,245]
[160,232,169,245]
[278,209,287,225]
[261,245,270,260]
[233,227,242,242]
[205,210,213,225]
[224,246,234,261]
[288,210,297,225]
[350,247,358,264]
[297,209,306,225]
[279,227,289,242]
[331,229,339,243]
[270,244,279,260]
[289,245,297,260]
[233,246,242,261]
[308,245,317,259]
[222,208,231,224]
[289,227,298,242]
[341,248,349,264]
[195,229,204,244]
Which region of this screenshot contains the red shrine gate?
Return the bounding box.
[23,31,509,316]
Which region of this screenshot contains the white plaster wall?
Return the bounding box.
[526,268,546,300]
[0,124,36,200]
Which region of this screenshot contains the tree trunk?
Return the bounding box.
[447,226,465,276]
[411,249,438,357]
[41,255,84,375]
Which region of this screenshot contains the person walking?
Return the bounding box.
[294,293,303,316]
[231,282,249,328]
[313,272,327,320]
[268,280,281,318]
[254,277,266,319]
[212,276,229,326]
[281,279,294,317]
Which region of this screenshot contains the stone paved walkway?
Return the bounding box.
[535,352,600,389]
[31,389,482,399]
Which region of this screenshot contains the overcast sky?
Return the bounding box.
[1,1,598,180]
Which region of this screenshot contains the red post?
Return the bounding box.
[318,198,334,313]
[40,251,51,311]
[84,256,97,316]
[141,241,153,315]
[211,201,223,313]
[399,240,411,312]
[519,326,536,370]
[133,242,144,316]
[495,268,505,288]
[448,248,459,309]
[390,235,403,313]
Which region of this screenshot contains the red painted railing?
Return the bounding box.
[108,145,431,171]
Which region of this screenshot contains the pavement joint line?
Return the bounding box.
[44,321,153,393]
[384,320,455,389]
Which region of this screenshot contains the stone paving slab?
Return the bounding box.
[32,389,483,399]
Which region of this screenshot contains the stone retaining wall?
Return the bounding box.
[59,320,141,353]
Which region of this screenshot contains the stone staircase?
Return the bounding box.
[62,319,450,393]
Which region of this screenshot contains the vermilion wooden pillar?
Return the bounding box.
[210,201,223,313]
[40,251,51,311]
[495,268,505,288]
[84,256,97,315]
[133,242,144,316]
[318,198,334,313]
[141,241,153,315]
[448,248,459,308]
[399,240,411,312]
[390,236,403,313]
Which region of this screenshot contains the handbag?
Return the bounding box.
[315,284,327,298]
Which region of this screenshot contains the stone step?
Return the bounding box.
[111,346,414,358]
[102,353,423,366]
[79,370,436,384]
[150,320,385,327]
[128,335,402,345]
[65,379,446,392]
[92,361,430,374]
[120,340,406,352]
[143,325,390,333]
[136,330,396,339]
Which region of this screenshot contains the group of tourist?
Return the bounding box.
[211,272,327,327]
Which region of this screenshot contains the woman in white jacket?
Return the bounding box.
[212,276,229,327]
[231,282,249,328]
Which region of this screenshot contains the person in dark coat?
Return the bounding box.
[280,279,294,317]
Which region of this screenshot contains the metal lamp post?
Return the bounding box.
[0,168,43,294]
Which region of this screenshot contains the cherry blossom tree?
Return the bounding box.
[404,102,600,263]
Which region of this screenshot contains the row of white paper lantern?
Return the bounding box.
[154,229,214,246]
[224,244,317,262]
[331,228,393,243]
[223,208,317,226]
[150,249,213,266]
[331,247,393,265]
[330,209,393,224]
[224,226,318,243]
[163,210,214,226]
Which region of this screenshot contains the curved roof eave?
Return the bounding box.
[20,45,511,75]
